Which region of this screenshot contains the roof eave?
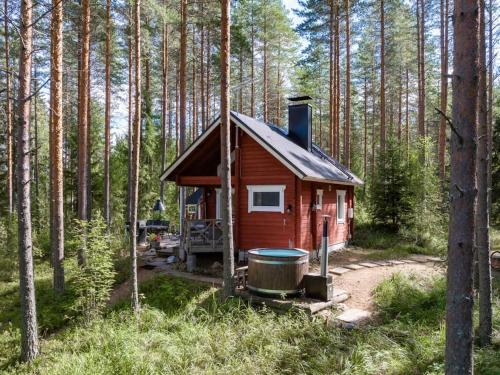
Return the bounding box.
[302,176,363,187]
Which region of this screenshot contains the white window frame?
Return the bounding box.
[215,188,235,220]
[336,190,346,224]
[316,189,323,210]
[247,185,286,213]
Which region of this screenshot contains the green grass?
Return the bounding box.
[352,224,447,260]
[1,265,499,374]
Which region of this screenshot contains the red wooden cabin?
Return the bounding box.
[160,101,363,258]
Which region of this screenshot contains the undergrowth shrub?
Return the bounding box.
[71,214,116,323]
[0,218,17,282]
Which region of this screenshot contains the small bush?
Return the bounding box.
[71,215,116,323]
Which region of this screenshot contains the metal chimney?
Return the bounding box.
[288,96,313,151]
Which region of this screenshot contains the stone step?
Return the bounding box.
[388,260,406,265]
[358,262,379,268]
[330,267,351,275]
[372,261,391,266]
[343,264,365,270]
[336,308,372,328]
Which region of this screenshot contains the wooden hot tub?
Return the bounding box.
[247,248,309,296]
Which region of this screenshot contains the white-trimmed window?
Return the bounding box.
[247,185,286,213]
[315,189,323,210]
[336,190,346,224]
[215,188,235,220]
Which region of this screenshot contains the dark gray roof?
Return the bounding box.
[231,112,363,185]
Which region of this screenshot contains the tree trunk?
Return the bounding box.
[380,0,386,153]
[476,0,492,347]
[364,76,368,181]
[438,0,449,181]
[180,0,187,152]
[220,0,234,298]
[206,30,211,126]
[33,67,39,216]
[250,1,255,118]
[17,0,39,361]
[344,0,351,168]
[417,0,426,138]
[335,2,340,159]
[77,0,91,265]
[263,20,268,123]
[200,20,205,130]
[405,67,410,156]
[160,22,169,203]
[329,0,335,157]
[4,0,13,215]
[397,69,403,142]
[445,0,480,372]
[104,0,111,227]
[192,28,198,139]
[127,1,133,223]
[239,49,244,114]
[487,0,493,212]
[50,0,65,294]
[130,0,142,313]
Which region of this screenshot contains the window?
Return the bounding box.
[247,185,286,213]
[215,188,235,220]
[337,190,346,224]
[316,189,323,210]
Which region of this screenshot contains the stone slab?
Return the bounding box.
[343,264,365,270]
[388,260,406,265]
[372,261,391,266]
[358,262,379,268]
[409,255,430,263]
[330,267,351,275]
[426,256,445,262]
[336,308,372,324]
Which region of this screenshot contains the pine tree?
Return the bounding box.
[50,0,65,293]
[17,0,39,361]
[445,0,480,372]
[220,0,234,298]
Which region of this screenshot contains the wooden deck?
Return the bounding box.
[183,219,225,253]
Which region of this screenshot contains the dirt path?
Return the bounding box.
[108,266,156,306]
[333,263,444,311]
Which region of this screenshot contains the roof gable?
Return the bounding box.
[160,112,363,186]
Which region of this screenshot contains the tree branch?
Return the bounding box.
[434,107,464,145]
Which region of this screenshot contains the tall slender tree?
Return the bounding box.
[329,0,335,158]
[50,0,65,293]
[4,0,13,215]
[438,0,449,181]
[17,0,39,361]
[130,0,142,312]
[380,0,386,153]
[220,0,234,298]
[476,0,492,347]
[160,21,169,203]
[445,0,480,372]
[104,0,112,227]
[344,0,351,167]
[78,0,91,265]
[417,0,426,138]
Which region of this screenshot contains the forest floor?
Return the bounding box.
[0,228,498,374]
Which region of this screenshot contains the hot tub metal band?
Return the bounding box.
[250,258,308,265]
[247,285,303,295]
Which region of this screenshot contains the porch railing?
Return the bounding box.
[183,219,225,253]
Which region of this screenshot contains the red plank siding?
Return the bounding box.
[238,132,296,250]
